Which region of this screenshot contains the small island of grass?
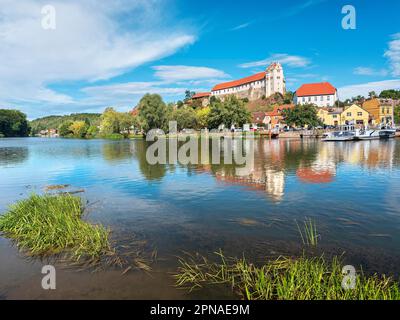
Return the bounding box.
[0,194,111,261]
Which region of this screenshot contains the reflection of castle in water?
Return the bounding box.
[207,139,398,201]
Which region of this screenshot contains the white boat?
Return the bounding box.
[354,129,380,140]
[322,125,355,141]
[354,128,396,140]
[378,128,396,139]
[322,130,355,141]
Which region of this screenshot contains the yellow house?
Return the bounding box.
[317,108,342,126]
[362,98,394,125]
[340,104,369,127]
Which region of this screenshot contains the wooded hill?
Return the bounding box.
[30,113,101,135]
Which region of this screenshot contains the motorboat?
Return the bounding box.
[322,130,355,141]
[354,127,396,140]
[379,128,396,139]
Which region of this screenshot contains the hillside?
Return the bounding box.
[245,93,285,112]
[30,113,101,135]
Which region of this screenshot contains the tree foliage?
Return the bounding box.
[0,109,30,137]
[207,95,251,129]
[282,104,322,128]
[379,89,400,99]
[138,94,169,132]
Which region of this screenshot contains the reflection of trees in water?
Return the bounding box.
[130,140,167,181]
[102,141,133,162]
[0,147,29,166]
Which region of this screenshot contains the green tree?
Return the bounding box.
[184,90,195,102]
[118,112,138,135]
[172,107,197,130]
[196,107,210,129]
[100,107,121,135]
[283,91,294,104]
[69,120,88,138]
[368,91,377,99]
[0,109,30,137]
[207,95,251,129]
[58,120,74,137]
[394,105,400,124]
[379,89,400,99]
[282,104,322,128]
[138,94,168,133]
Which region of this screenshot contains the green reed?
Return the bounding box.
[0,193,111,261]
[175,251,400,300]
[296,217,318,246]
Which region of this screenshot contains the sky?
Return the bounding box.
[0,0,399,119]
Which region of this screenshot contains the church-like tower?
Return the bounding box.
[265,62,285,98]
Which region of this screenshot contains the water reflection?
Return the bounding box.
[124,138,398,202]
[0,147,29,166]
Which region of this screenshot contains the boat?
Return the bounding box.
[353,129,380,140]
[322,130,355,141]
[322,125,355,141]
[378,128,396,139]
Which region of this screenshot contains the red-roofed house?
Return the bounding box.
[294,82,338,107]
[211,62,285,101]
[190,92,211,107]
[252,104,295,130]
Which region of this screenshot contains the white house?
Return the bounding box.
[294,82,338,107]
[211,62,286,101]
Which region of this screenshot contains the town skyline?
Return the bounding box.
[0,0,399,119]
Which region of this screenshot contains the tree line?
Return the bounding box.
[0,109,30,137]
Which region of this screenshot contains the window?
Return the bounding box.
[347,112,352,117]
[382,108,385,113]
[387,108,390,114]
[357,112,362,116]
[314,96,317,101]
[333,115,337,118]
[308,97,311,102]
[320,96,323,101]
[302,97,305,102]
[327,95,330,100]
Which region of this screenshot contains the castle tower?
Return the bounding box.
[265,62,285,98]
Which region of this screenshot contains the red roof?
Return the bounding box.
[296,82,336,97]
[266,104,295,117]
[212,72,266,92]
[192,92,211,99]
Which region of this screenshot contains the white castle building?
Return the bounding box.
[210,62,286,101]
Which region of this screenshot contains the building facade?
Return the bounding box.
[362,98,394,126]
[294,82,338,107]
[211,62,285,101]
[317,104,370,127]
[190,92,211,107]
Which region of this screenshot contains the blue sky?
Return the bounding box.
[0,0,399,119]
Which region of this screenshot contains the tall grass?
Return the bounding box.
[175,251,400,300]
[296,217,318,246]
[0,194,111,261]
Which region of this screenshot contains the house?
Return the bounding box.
[294,82,338,107]
[317,104,370,127]
[211,62,285,101]
[190,92,211,107]
[341,104,369,127]
[251,105,294,130]
[317,108,343,127]
[362,98,394,126]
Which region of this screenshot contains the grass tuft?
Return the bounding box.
[0,193,111,262]
[175,251,400,300]
[296,217,318,246]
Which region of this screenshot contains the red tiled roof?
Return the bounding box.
[192,92,211,99]
[212,72,266,91]
[296,82,336,97]
[266,104,295,117]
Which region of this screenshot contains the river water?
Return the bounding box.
[0,137,399,299]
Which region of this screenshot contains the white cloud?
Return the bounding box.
[384,33,400,77]
[353,67,388,77]
[338,79,400,99]
[152,65,229,82]
[230,22,252,31]
[239,53,311,68]
[0,0,195,109]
